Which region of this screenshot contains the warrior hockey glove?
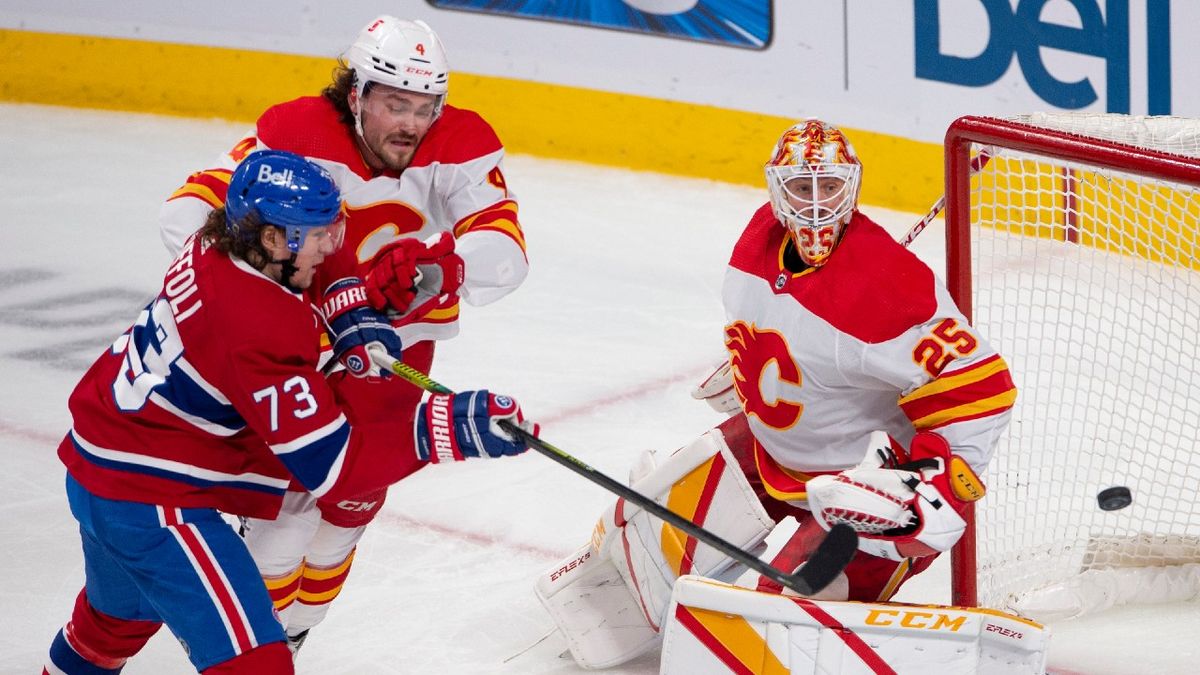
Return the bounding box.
[364,232,464,326]
[805,431,985,560]
[415,390,540,463]
[321,277,404,378]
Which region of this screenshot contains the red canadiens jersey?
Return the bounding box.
[723,207,1016,501]
[58,236,416,518]
[160,96,528,345]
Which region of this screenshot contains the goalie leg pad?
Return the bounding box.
[534,543,659,670]
[600,428,775,637]
[661,576,1049,675]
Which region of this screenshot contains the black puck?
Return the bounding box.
[1097,486,1132,511]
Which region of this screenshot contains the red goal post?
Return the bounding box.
[943,114,1200,617]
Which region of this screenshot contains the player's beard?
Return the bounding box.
[369,130,420,172]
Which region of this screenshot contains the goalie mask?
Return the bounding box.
[765,120,862,267]
[345,16,450,125]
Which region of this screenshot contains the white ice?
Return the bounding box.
[0,104,1195,674]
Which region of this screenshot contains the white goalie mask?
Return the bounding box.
[765,120,862,267]
[344,16,450,124]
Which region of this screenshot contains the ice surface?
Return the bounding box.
[1,104,1194,674]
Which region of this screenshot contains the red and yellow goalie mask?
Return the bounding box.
[765,120,862,267]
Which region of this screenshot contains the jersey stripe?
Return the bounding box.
[159,507,257,655]
[899,355,1017,430]
[166,169,232,207]
[70,431,290,494]
[148,392,242,437]
[270,415,350,495]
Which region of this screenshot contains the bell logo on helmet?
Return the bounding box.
[256,164,295,188]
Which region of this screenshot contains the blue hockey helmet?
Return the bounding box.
[225,150,344,252]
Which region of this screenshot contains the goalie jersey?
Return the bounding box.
[723,207,1016,501]
[160,96,528,345]
[58,235,416,519]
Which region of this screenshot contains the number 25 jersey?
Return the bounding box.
[722,207,1017,497]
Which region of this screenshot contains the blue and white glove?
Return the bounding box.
[415,390,540,463]
[320,277,404,378]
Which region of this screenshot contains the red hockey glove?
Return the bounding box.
[364,232,464,326]
[414,390,540,463]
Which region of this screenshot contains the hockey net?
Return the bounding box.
[944,113,1200,622]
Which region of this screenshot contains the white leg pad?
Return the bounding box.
[534,543,660,670]
[600,429,774,638]
[661,576,1050,675]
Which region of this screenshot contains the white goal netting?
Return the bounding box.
[955,112,1200,621]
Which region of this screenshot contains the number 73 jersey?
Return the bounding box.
[722,207,1016,484]
[58,235,413,519]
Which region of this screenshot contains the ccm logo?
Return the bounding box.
[335,500,379,512]
[549,551,591,582]
[985,623,1024,640]
[864,609,967,632]
[405,66,433,77]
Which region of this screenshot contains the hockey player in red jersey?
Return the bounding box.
[538,121,1019,670]
[45,151,535,674]
[158,16,529,654]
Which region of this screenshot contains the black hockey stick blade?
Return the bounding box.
[787,523,858,596]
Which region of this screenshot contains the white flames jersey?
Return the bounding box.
[722,206,1016,501]
[160,96,528,345]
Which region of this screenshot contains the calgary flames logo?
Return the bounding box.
[724,321,804,430]
[345,201,427,262]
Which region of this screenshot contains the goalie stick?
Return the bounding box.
[377,356,859,597]
[896,148,992,248]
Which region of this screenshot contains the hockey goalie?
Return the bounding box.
[535,120,1047,673]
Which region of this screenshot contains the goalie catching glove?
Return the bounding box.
[365,232,464,326]
[321,277,404,378]
[805,431,985,560]
[415,390,540,463]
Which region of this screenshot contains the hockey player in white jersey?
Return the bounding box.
[537,120,1043,673]
[159,16,529,656]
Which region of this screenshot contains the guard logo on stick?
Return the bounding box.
[1097,485,1132,511]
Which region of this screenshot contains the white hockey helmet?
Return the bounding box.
[344,16,449,115]
[765,120,862,267]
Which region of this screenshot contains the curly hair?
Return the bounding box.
[321,62,357,129]
[197,208,273,271]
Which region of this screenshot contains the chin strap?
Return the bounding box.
[275,252,302,292]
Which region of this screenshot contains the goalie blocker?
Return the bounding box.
[536,428,776,669]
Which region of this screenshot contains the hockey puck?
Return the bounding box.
[1097,486,1132,511]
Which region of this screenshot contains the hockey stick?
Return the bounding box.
[896,148,992,248]
[379,357,859,596]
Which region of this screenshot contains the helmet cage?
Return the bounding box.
[767,163,861,266]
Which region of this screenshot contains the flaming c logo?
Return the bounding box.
[724,321,804,430]
[345,201,427,262]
